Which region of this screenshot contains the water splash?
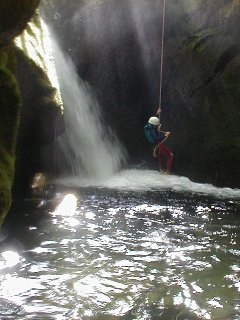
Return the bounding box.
[50,36,127,181]
[57,169,240,199]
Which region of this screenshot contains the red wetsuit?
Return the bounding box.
[144,122,173,173]
[156,142,173,173]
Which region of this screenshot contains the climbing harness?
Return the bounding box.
[158,0,166,121]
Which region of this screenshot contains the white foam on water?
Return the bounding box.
[56,169,240,199]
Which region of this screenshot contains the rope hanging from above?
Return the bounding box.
[158,0,166,121]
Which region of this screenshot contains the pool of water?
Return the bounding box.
[1,171,240,319]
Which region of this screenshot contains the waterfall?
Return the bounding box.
[51,37,127,182]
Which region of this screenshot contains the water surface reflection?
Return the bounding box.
[1,187,240,319]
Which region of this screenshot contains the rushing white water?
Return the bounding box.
[51,37,126,181]
[57,169,240,199]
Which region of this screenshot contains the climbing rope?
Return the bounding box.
[158,0,166,120]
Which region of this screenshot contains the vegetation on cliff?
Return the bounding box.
[0,0,64,224]
[13,48,64,196]
[0,50,20,224]
[164,0,240,185]
[0,0,41,224]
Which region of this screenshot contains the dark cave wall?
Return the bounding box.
[13,48,64,197]
[0,0,64,224]
[163,0,240,185]
[0,0,40,224]
[0,0,40,46]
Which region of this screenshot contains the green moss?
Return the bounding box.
[0,46,16,70]
[0,0,45,224]
[221,0,240,20]
[183,28,217,53]
[0,65,21,224]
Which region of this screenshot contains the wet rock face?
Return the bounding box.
[42,0,240,187]
[13,48,64,198]
[0,0,40,224]
[0,65,20,225]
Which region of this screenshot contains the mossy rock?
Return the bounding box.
[0,66,21,224]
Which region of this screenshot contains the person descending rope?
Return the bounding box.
[144,0,173,173]
[144,108,173,174]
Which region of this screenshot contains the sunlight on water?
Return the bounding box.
[2,185,240,319]
[53,193,78,216]
[57,168,240,198]
[0,251,20,270]
[44,189,239,319]
[0,275,44,305]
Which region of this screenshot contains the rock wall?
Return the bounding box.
[0,0,64,224]
[163,0,240,186]
[0,47,21,225]
[0,0,40,224]
[13,14,64,198]
[0,0,40,46]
